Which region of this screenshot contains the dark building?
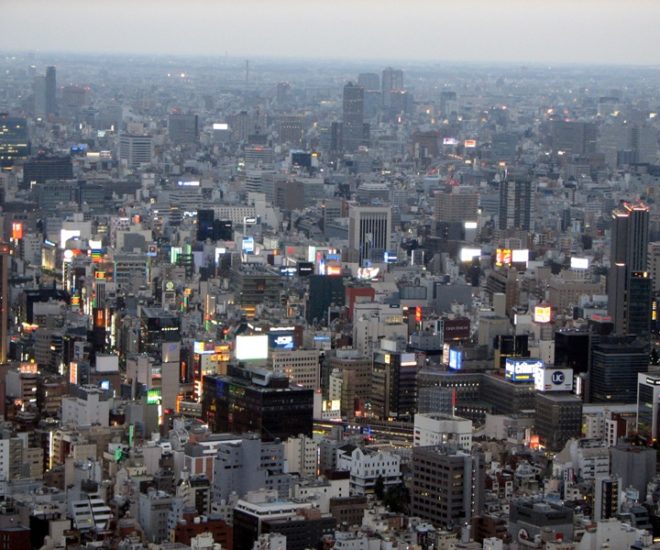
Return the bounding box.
[508,500,574,544]
[262,510,335,550]
[589,335,649,403]
[197,209,215,242]
[410,445,485,529]
[22,155,73,188]
[233,504,334,550]
[498,177,533,231]
[230,266,281,308]
[608,202,650,336]
[549,120,597,155]
[554,330,590,374]
[139,307,181,357]
[0,244,9,364]
[202,365,313,441]
[342,82,367,152]
[20,288,70,324]
[371,348,417,421]
[306,275,345,325]
[169,113,199,144]
[0,114,30,166]
[0,526,31,550]
[534,393,582,451]
[45,66,57,116]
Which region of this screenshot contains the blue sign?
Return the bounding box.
[551,371,565,385]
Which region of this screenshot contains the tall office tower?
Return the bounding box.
[608,202,650,336]
[119,134,154,168]
[341,82,366,152]
[348,204,392,264]
[410,445,485,529]
[169,113,199,144]
[0,244,9,364]
[648,242,660,293]
[357,73,380,91]
[498,177,534,231]
[45,66,57,116]
[589,335,648,403]
[371,344,417,421]
[549,120,597,155]
[381,67,404,106]
[33,76,46,116]
[0,114,30,167]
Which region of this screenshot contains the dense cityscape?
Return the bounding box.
[1,14,660,550]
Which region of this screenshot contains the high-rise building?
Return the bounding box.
[608,202,650,336]
[169,113,199,144]
[498,177,534,231]
[202,365,314,440]
[348,204,392,264]
[342,82,366,152]
[434,189,479,224]
[371,344,417,421]
[45,66,57,116]
[119,134,154,168]
[636,372,660,442]
[381,67,404,110]
[0,114,30,167]
[306,275,345,325]
[534,393,582,451]
[22,154,73,188]
[0,243,9,364]
[410,445,485,529]
[589,336,649,403]
[549,120,596,155]
[357,73,379,91]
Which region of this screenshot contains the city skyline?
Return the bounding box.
[2,0,660,66]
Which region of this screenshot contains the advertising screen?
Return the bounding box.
[235,334,268,361]
[496,248,512,267]
[297,262,314,276]
[505,358,543,383]
[242,237,255,254]
[449,349,463,370]
[571,257,589,269]
[268,329,296,350]
[460,247,481,262]
[534,306,552,324]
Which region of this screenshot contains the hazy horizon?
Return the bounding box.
[3,0,660,67]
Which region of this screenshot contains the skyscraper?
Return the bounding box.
[498,177,534,231]
[608,202,650,336]
[381,67,403,109]
[341,82,366,152]
[168,113,199,144]
[348,204,392,264]
[45,66,57,116]
[0,243,10,364]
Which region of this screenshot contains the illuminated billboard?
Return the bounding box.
[460,247,481,262]
[177,180,200,187]
[512,249,529,264]
[357,267,380,280]
[534,367,573,392]
[464,139,477,148]
[571,257,589,269]
[534,306,552,324]
[11,222,23,240]
[213,123,229,130]
[242,237,255,254]
[269,328,296,350]
[235,334,268,361]
[449,349,463,370]
[505,358,543,383]
[60,229,81,249]
[443,137,459,146]
[496,248,512,267]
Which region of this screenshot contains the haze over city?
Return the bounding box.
[3,0,660,65]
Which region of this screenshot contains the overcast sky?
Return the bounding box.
[2,0,659,65]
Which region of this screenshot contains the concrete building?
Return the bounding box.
[413,413,473,450]
[410,445,485,529]
[61,385,111,428]
[269,349,320,390]
[336,445,401,496]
